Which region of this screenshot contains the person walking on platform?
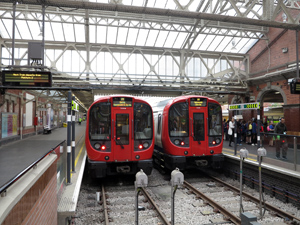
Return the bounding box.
[246,120,252,144]
[228,117,235,147]
[79,117,82,125]
[274,117,288,160]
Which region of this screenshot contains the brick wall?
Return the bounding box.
[2,161,57,225]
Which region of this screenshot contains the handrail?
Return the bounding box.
[261,132,300,138]
[0,140,66,196]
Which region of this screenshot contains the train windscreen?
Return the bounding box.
[89,102,111,140]
[208,103,222,136]
[134,103,153,140]
[169,102,189,137]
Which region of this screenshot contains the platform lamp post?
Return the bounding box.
[257,99,261,148]
[171,168,184,225]
[135,169,148,225]
[257,147,267,219]
[234,115,237,155]
[239,147,248,217]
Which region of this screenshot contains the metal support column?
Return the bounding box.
[72,96,76,173]
[234,115,237,155]
[257,100,261,148]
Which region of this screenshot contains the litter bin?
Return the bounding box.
[63,123,67,127]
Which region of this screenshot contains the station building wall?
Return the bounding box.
[0,90,66,146]
[229,11,300,133]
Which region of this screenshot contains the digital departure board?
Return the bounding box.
[190,98,207,107]
[2,71,52,87]
[113,97,132,107]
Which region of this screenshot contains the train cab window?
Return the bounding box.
[116,114,129,145]
[193,113,205,141]
[134,103,153,140]
[208,103,222,136]
[169,102,189,137]
[89,103,111,140]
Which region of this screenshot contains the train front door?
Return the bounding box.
[112,109,133,161]
[190,108,209,155]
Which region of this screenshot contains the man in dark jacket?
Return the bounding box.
[274,117,288,159]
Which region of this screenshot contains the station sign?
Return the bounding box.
[2,71,52,87]
[290,79,300,94]
[229,102,260,111]
[72,100,79,111]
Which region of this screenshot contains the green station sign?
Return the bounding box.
[229,102,260,111]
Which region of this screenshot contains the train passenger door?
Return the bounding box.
[112,109,133,161]
[190,108,209,155]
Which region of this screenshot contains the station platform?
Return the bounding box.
[0,122,87,225]
[222,139,300,178]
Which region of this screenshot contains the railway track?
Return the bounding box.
[76,169,300,224]
[183,176,300,225]
[100,183,170,225]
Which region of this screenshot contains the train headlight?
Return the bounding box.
[94,143,101,150]
[180,141,185,146]
[215,138,221,144]
[143,142,149,148]
[101,145,106,151]
[138,144,143,149]
[212,140,216,145]
[174,139,180,145]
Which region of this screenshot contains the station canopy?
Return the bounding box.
[0,0,299,110]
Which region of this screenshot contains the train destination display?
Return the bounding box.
[190,98,207,107]
[2,71,52,87]
[112,97,132,107]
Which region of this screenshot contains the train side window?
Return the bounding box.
[157,114,161,134]
[208,103,222,136]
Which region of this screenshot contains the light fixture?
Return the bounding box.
[231,38,237,52]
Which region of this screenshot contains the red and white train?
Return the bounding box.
[85,96,154,178]
[152,95,224,171]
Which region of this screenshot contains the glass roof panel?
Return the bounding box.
[0,19,11,38]
[97,26,107,43]
[15,20,31,39]
[28,21,40,40]
[173,32,188,49]
[154,0,168,9]
[155,30,169,47]
[191,34,205,50]
[136,29,149,46]
[117,27,128,45]
[44,22,54,41]
[107,26,118,44]
[74,24,85,42]
[126,28,138,45]
[164,31,178,48]
[165,0,177,10]
[90,25,96,43]
[145,29,159,47]
[52,22,64,41]
[132,0,144,7]
[63,23,75,42]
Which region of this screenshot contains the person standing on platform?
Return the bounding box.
[228,117,235,147]
[251,118,257,146]
[274,117,288,160]
[267,120,275,146]
[79,117,82,125]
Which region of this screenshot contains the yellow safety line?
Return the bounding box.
[71,141,85,178]
[223,147,257,162]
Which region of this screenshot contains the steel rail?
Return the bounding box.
[141,187,171,225]
[101,184,110,225]
[210,176,300,222]
[0,140,65,196]
[183,181,241,225]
